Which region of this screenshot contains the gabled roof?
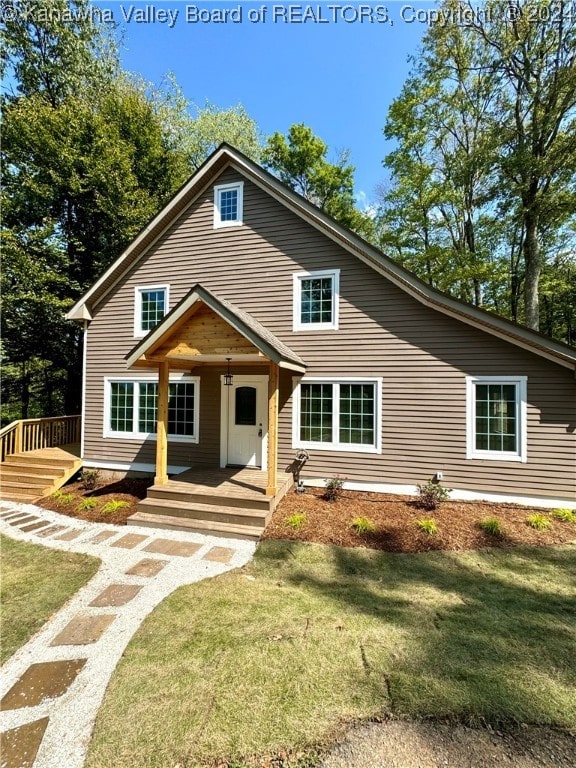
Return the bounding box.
[125,283,307,373]
[68,143,576,372]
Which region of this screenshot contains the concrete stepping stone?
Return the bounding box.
[19,521,49,533]
[0,660,86,709]
[125,558,168,577]
[55,529,82,541]
[0,717,49,768]
[9,515,37,526]
[144,538,201,557]
[50,615,115,646]
[0,509,22,518]
[36,525,67,538]
[203,546,235,564]
[111,533,148,549]
[88,530,117,544]
[89,584,142,607]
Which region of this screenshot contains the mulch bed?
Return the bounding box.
[263,488,576,553]
[35,477,575,553]
[36,478,151,526]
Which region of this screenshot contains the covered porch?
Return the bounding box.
[124,284,306,537]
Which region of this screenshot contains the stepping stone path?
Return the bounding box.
[0,502,256,768]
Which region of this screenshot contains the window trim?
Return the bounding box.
[103,374,200,443]
[292,376,382,454]
[213,181,244,228]
[466,375,527,463]
[293,269,340,332]
[134,284,169,338]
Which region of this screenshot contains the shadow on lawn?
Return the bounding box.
[258,541,576,727]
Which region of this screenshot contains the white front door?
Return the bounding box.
[221,375,268,468]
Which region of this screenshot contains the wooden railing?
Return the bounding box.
[0,416,81,462]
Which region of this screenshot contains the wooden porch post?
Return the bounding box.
[155,361,169,486]
[266,362,279,497]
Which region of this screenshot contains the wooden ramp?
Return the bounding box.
[0,445,82,503]
[129,466,293,540]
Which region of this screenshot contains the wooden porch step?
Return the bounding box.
[0,492,40,503]
[1,462,68,478]
[146,485,272,511]
[0,447,82,502]
[0,479,53,494]
[5,453,80,469]
[136,498,269,527]
[126,511,262,541]
[0,468,63,484]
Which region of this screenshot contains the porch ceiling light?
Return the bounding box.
[224,357,233,386]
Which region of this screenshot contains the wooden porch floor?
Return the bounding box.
[166,466,292,504]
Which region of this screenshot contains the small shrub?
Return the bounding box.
[526,513,551,531]
[101,499,129,514]
[54,492,74,507]
[77,498,98,511]
[351,516,376,535]
[324,475,346,502]
[80,468,100,491]
[416,518,438,535]
[286,513,306,529]
[416,480,451,510]
[551,508,575,523]
[478,517,504,537]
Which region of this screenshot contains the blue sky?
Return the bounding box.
[95,1,429,204]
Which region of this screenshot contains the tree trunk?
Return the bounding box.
[20,362,30,420]
[523,213,541,331]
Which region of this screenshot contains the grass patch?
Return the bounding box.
[77,497,99,511]
[101,499,129,514]
[477,517,504,537]
[0,535,99,663]
[350,516,376,534]
[416,517,438,535]
[86,541,576,768]
[285,513,306,529]
[552,508,576,523]
[526,514,552,531]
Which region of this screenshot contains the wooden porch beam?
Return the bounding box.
[266,362,279,497]
[155,361,169,486]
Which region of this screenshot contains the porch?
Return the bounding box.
[129,466,293,540]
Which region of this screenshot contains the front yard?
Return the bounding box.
[0,535,100,663]
[86,540,576,768]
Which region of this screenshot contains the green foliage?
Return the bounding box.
[101,499,129,514]
[323,475,345,502]
[54,492,74,506]
[478,517,504,537]
[80,469,100,491]
[285,513,306,530]
[350,517,376,535]
[185,101,262,169]
[77,497,98,511]
[416,518,438,535]
[416,480,451,511]
[526,514,552,531]
[263,123,374,239]
[551,508,576,523]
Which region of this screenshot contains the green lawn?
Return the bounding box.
[0,534,100,663]
[87,541,576,768]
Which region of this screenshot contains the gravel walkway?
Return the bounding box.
[0,501,256,768]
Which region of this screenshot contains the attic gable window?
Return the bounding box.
[293,269,340,331]
[134,285,169,338]
[214,181,244,228]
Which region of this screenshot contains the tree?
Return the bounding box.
[184,102,262,169]
[263,124,374,239]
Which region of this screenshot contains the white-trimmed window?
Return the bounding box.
[292,377,382,453]
[104,375,199,442]
[466,376,527,462]
[293,269,340,331]
[214,181,244,228]
[134,285,169,337]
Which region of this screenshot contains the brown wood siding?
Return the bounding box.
[84,168,576,500]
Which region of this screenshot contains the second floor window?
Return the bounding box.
[134,285,169,337]
[293,269,340,331]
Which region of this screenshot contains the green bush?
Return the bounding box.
[324,475,345,502]
[416,480,451,510]
[526,514,551,531]
[53,492,74,507]
[551,508,575,523]
[77,498,98,511]
[80,468,101,491]
[285,513,306,529]
[478,517,503,537]
[101,500,129,514]
[351,516,376,535]
[416,518,438,535]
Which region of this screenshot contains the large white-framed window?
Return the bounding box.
[466,376,527,462]
[292,377,382,453]
[214,181,244,228]
[134,285,169,338]
[104,375,199,442]
[293,269,340,331]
